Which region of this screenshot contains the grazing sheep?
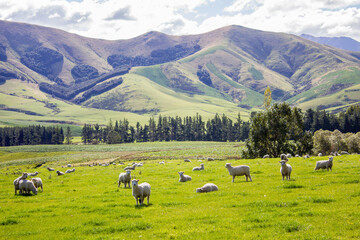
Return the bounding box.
[67,164,72,167]
[318,153,323,157]
[196,183,218,193]
[279,159,292,180]
[27,171,39,176]
[295,154,300,157]
[56,170,65,176]
[159,161,165,165]
[47,167,55,171]
[124,165,136,171]
[207,157,214,161]
[118,170,131,188]
[31,178,43,192]
[65,168,75,173]
[286,153,292,158]
[192,163,204,171]
[19,179,38,195]
[280,154,288,160]
[184,159,191,162]
[341,151,349,155]
[304,154,310,159]
[263,154,270,159]
[225,163,252,182]
[314,156,334,171]
[131,179,151,206]
[178,171,192,182]
[13,173,28,195]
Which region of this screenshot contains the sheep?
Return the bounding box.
[196,183,218,193]
[314,156,334,171]
[13,173,28,195]
[341,151,349,155]
[56,170,65,176]
[159,161,165,165]
[27,171,39,176]
[124,165,136,171]
[131,179,151,206]
[207,157,214,161]
[19,179,38,195]
[31,178,43,192]
[304,154,310,159]
[279,159,292,180]
[280,154,288,160]
[184,159,191,162]
[65,168,75,173]
[192,163,204,171]
[47,167,55,171]
[67,164,72,167]
[318,153,323,157]
[178,171,192,182]
[225,163,252,182]
[118,170,131,188]
[263,154,270,159]
[286,153,292,158]
[295,154,300,157]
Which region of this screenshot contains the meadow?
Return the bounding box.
[0,142,359,239]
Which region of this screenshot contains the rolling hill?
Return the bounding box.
[1,20,360,127]
[300,34,360,52]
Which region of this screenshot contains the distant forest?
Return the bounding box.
[0,105,359,146]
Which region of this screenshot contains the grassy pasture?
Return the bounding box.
[0,142,359,239]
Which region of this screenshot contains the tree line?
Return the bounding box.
[0,125,65,146]
[81,113,250,144]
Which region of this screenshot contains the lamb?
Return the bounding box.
[118,170,131,188]
[314,156,333,171]
[279,159,292,180]
[65,168,75,173]
[56,170,65,176]
[31,178,43,192]
[27,171,39,176]
[47,167,55,171]
[192,163,204,171]
[178,171,192,182]
[124,165,136,171]
[19,179,38,195]
[263,154,270,159]
[131,179,151,206]
[13,173,28,195]
[225,163,252,182]
[196,183,218,193]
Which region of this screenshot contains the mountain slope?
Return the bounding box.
[1,20,360,126]
[300,34,360,52]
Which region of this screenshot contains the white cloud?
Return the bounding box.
[0,0,359,41]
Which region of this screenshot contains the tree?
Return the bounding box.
[243,102,311,158]
[65,126,73,144]
[264,86,272,109]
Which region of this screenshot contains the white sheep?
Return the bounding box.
[28,171,39,176]
[184,159,191,162]
[67,164,72,167]
[124,165,136,171]
[19,179,38,195]
[65,168,75,173]
[132,179,151,206]
[286,153,292,158]
[13,173,28,195]
[318,153,323,157]
[31,178,43,192]
[192,163,204,171]
[196,183,218,193]
[56,170,65,176]
[47,167,55,171]
[304,154,310,159]
[314,156,334,171]
[118,170,131,188]
[279,159,292,180]
[225,163,252,182]
[263,154,270,159]
[280,154,288,160]
[178,171,192,182]
[159,161,165,165]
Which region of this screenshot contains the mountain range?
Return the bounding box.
[1,20,360,127]
[300,34,360,52]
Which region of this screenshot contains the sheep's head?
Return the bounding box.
[132,179,139,187]
[196,188,203,193]
[200,163,204,166]
[225,163,231,168]
[126,170,131,175]
[178,171,184,176]
[328,157,334,162]
[21,173,28,179]
[279,160,288,166]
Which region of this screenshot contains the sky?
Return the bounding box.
[0,0,360,41]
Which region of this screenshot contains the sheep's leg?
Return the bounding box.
[282,174,285,180]
[136,198,139,206]
[147,196,149,205]
[248,175,252,182]
[139,197,143,206]
[232,176,235,182]
[118,181,120,188]
[41,185,43,192]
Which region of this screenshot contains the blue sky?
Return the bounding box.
[0,0,359,41]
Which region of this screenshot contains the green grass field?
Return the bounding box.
[0,142,359,239]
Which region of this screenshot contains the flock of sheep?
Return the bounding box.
[13,154,335,206]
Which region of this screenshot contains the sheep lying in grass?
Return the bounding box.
[318,153,323,157]
[56,170,64,176]
[47,167,55,171]
[263,154,270,159]
[304,154,310,159]
[225,163,252,182]
[315,156,334,171]
[196,183,218,193]
[279,159,292,180]
[31,178,43,192]
[65,168,75,173]
[132,179,151,206]
[184,159,191,162]
[192,163,204,171]
[178,171,192,182]
[19,179,38,195]
[67,164,72,167]
[207,157,214,161]
[28,171,39,176]
[124,165,136,171]
[13,173,28,195]
[118,170,131,188]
